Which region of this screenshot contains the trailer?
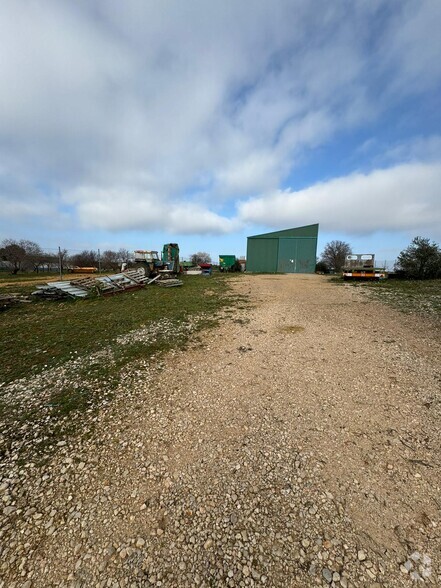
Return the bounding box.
[70,266,97,274]
[219,255,236,272]
[342,254,387,280]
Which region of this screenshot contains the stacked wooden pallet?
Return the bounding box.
[0,293,32,310]
[122,268,152,283]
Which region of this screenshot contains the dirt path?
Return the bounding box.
[2,275,440,587]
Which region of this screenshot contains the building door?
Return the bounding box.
[277,238,316,273]
[277,238,297,273]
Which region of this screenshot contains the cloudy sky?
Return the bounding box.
[1,0,440,263]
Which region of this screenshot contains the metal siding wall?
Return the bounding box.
[277,238,297,272]
[276,238,317,273]
[294,238,316,273]
[247,238,278,272]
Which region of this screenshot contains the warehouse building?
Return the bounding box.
[246,224,319,273]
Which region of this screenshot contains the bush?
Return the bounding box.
[315,260,329,274]
[231,259,242,272]
[395,237,441,280]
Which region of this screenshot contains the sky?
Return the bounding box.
[1,0,440,264]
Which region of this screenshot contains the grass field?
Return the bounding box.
[348,278,441,320]
[0,273,243,385]
[0,273,249,458]
[0,271,61,282]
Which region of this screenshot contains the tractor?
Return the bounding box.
[129,244,180,278]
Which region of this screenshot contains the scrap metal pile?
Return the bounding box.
[32,269,182,300]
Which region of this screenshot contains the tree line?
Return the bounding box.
[0,238,131,274]
[0,239,215,274]
[2,237,440,279]
[317,237,441,279]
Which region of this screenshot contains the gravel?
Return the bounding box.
[1,274,440,587]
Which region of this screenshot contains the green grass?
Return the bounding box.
[347,278,441,319]
[0,271,62,283]
[0,274,237,384]
[0,273,248,460]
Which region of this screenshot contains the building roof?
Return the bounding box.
[248,224,319,239]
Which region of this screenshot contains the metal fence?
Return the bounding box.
[378,260,397,271]
[0,246,133,278]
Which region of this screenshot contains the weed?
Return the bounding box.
[345,279,441,321]
[279,325,305,334]
[0,274,250,458]
[0,274,237,384]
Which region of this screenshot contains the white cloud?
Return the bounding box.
[0,194,55,220]
[382,136,441,165]
[380,1,441,96]
[238,162,441,237]
[0,167,59,222]
[65,186,239,235]
[0,1,440,236]
[216,151,282,195]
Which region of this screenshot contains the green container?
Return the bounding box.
[162,243,180,272]
[219,255,236,270]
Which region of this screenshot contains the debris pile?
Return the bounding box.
[0,292,32,311]
[185,267,203,275]
[156,278,184,288]
[32,281,89,300]
[32,269,182,300]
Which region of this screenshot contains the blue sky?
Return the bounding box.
[1,0,440,264]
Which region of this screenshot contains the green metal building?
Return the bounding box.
[246,224,319,273]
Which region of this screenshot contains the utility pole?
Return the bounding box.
[58,246,63,281]
[98,248,101,274]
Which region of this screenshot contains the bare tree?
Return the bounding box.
[0,238,45,273]
[320,240,352,272]
[117,248,132,264]
[101,250,120,271]
[99,249,132,271]
[70,250,98,267]
[190,251,211,265]
[0,240,27,274]
[22,240,46,272]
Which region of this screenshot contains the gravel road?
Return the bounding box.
[1,274,440,587]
